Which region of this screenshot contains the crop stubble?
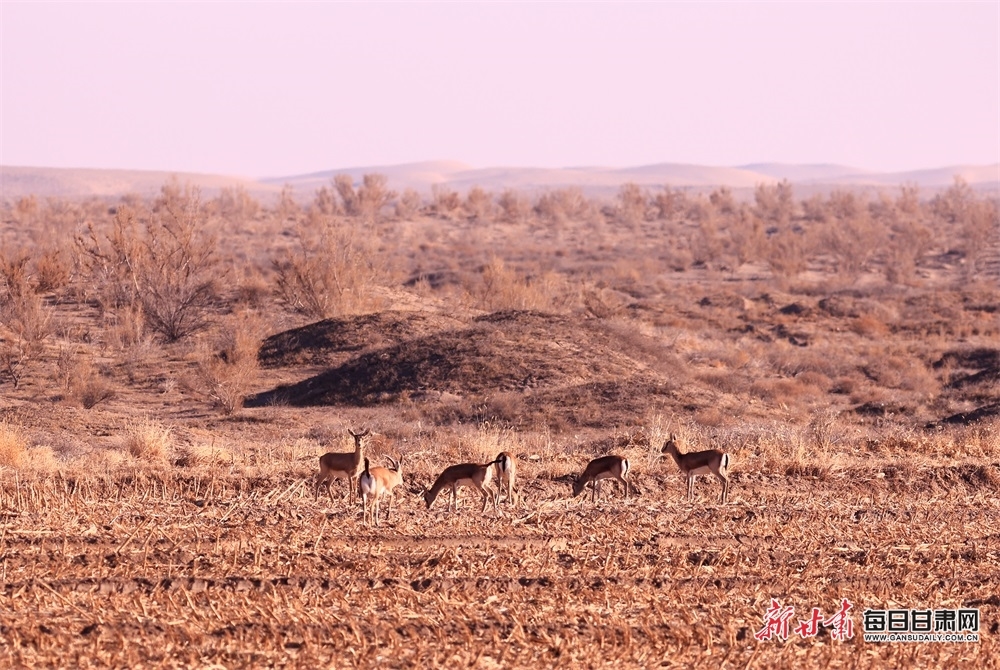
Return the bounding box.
[0,469,995,668]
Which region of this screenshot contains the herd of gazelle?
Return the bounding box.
[315,429,730,525]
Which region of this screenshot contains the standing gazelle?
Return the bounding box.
[572,455,631,503]
[494,452,518,506]
[315,428,370,505]
[424,455,504,512]
[661,434,730,503]
[359,455,404,527]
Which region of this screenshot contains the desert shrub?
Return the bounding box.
[272,215,385,318]
[0,290,53,388]
[276,184,301,223]
[0,250,32,297]
[122,418,172,461]
[430,185,463,219]
[56,350,116,409]
[465,187,494,223]
[616,182,647,229]
[652,186,685,221]
[753,180,795,227]
[690,213,725,265]
[33,247,72,293]
[708,187,737,215]
[475,258,569,312]
[356,174,395,223]
[74,185,220,341]
[212,185,260,223]
[824,210,884,282]
[329,173,397,222]
[395,189,423,219]
[884,217,932,285]
[142,186,220,340]
[535,188,591,226]
[497,189,531,224]
[190,311,263,414]
[0,421,27,468]
[764,229,808,279]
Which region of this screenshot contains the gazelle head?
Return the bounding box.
[661,433,680,458]
[348,428,371,444]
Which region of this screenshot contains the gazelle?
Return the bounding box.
[315,428,370,504]
[661,434,730,503]
[572,455,631,503]
[424,456,504,512]
[494,451,518,506]
[359,455,404,527]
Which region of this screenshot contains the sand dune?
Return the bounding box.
[2,161,997,201]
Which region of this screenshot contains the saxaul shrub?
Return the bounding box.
[74,183,220,342]
[190,311,263,415]
[272,210,386,319]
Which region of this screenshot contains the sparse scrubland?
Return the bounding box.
[1,175,998,667]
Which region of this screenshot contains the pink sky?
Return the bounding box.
[1,2,997,177]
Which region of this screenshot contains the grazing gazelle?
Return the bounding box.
[572,455,631,503]
[359,455,404,527]
[315,428,370,504]
[424,455,504,512]
[661,434,730,503]
[494,451,518,506]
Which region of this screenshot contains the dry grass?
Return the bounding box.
[0,420,27,468]
[120,418,173,462]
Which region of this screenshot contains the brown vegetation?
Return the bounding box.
[0,173,998,666]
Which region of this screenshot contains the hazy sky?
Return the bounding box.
[2,2,997,177]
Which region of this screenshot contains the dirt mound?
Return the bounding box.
[247,311,650,408]
[934,348,1000,389]
[258,311,465,368]
[931,403,1000,427]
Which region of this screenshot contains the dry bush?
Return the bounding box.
[464,186,494,223]
[356,174,396,223]
[121,418,173,461]
[616,182,647,228]
[176,442,234,467]
[430,184,463,219]
[475,258,569,312]
[59,352,117,409]
[212,185,260,223]
[395,189,423,219]
[33,247,72,293]
[0,249,32,297]
[496,189,532,224]
[753,180,795,226]
[0,290,54,388]
[276,184,301,223]
[535,188,591,226]
[332,173,396,222]
[708,186,737,215]
[142,185,221,341]
[106,303,155,377]
[0,421,27,468]
[73,208,147,311]
[824,210,884,282]
[652,186,686,221]
[690,213,726,266]
[728,211,767,265]
[74,186,220,341]
[765,228,808,279]
[884,217,932,285]
[272,216,385,318]
[189,311,264,414]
